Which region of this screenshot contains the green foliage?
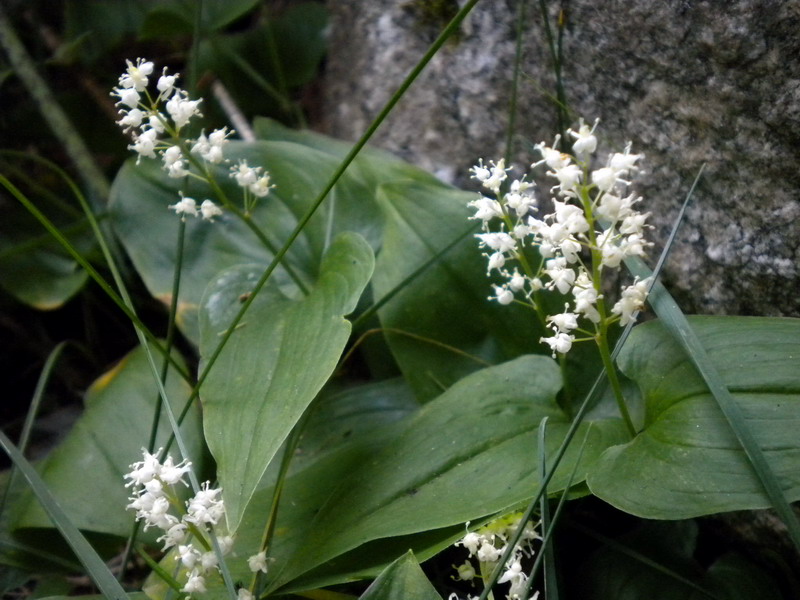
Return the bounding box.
[589,316,800,518]
[359,551,444,600]
[10,345,202,541]
[198,232,374,531]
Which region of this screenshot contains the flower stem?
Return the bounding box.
[596,329,636,438]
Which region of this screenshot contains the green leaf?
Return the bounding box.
[359,551,444,600]
[0,432,128,600]
[139,0,260,38]
[573,520,782,600]
[266,355,628,590]
[588,316,800,518]
[0,201,92,310]
[198,232,374,531]
[372,180,545,401]
[110,140,395,344]
[10,345,202,541]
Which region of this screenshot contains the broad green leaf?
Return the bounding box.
[198,232,374,531]
[110,140,395,343]
[372,180,546,400]
[573,520,782,600]
[0,431,128,600]
[588,316,800,518]
[359,551,444,600]
[10,345,202,542]
[0,201,92,310]
[266,355,628,590]
[148,376,418,595]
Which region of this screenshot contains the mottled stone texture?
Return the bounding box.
[322,0,800,317]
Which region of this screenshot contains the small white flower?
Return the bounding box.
[119,58,154,92]
[158,455,192,485]
[165,91,202,130]
[218,535,235,555]
[540,332,574,356]
[468,195,503,223]
[231,160,259,187]
[459,531,482,555]
[248,550,269,573]
[129,128,159,161]
[476,540,503,563]
[483,159,509,193]
[238,590,254,600]
[182,570,206,594]
[157,522,188,550]
[156,68,178,97]
[199,550,218,571]
[455,560,476,581]
[117,108,145,131]
[249,174,275,198]
[487,252,506,273]
[508,270,526,292]
[125,448,163,487]
[469,159,491,182]
[200,200,223,222]
[552,164,582,193]
[544,257,576,295]
[533,140,570,170]
[569,118,599,157]
[609,144,642,173]
[169,195,198,219]
[592,167,618,192]
[475,232,517,254]
[178,544,200,569]
[491,285,514,305]
[548,310,579,333]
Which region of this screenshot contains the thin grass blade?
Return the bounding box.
[0,342,67,518]
[0,429,128,600]
[537,417,559,599]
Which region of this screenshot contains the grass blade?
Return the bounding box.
[0,429,128,600]
[537,418,559,599]
[0,342,67,518]
[624,161,800,552]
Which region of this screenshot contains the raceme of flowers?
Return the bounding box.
[468,119,652,356]
[449,513,541,600]
[111,58,275,221]
[124,448,267,597]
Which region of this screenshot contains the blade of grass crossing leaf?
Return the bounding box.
[0,342,67,517]
[0,430,128,600]
[631,274,800,551]
[173,0,483,447]
[624,163,800,551]
[537,418,559,600]
[522,426,591,600]
[478,317,640,600]
[351,222,480,331]
[0,174,189,383]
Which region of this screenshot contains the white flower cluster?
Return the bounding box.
[124,448,267,597]
[469,119,652,356]
[112,58,234,220]
[450,513,541,600]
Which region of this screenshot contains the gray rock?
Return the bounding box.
[322,0,800,317]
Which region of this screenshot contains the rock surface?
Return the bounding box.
[322,0,800,317]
